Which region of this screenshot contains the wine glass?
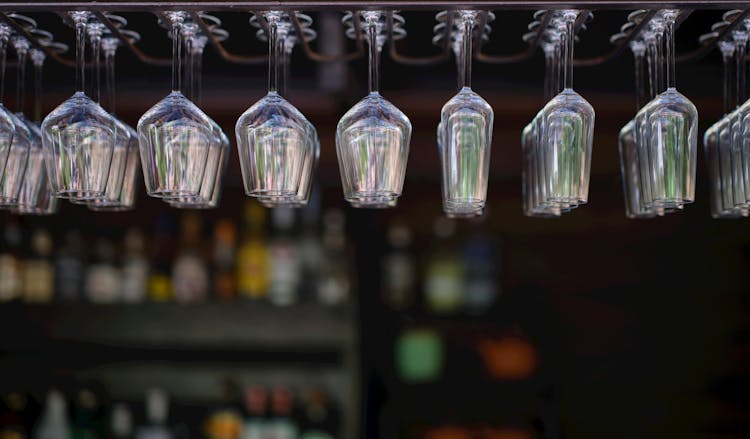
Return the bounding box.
[12,42,58,215]
[236,11,316,206]
[537,10,594,210]
[635,9,698,210]
[138,11,214,199]
[0,33,32,207]
[166,20,228,209]
[522,28,562,218]
[704,39,744,218]
[336,10,411,208]
[41,11,116,200]
[254,13,319,208]
[437,10,493,218]
[64,20,131,207]
[90,32,140,211]
[0,23,15,180]
[619,39,661,218]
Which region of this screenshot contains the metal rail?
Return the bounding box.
[1,1,750,12]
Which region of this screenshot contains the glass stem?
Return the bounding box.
[634,51,644,110]
[366,16,380,94]
[554,40,561,94]
[15,48,25,114]
[665,17,676,90]
[0,38,6,103]
[171,22,182,93]
[460,13,473,89]
[184,36,194,100]
[267,14,280,94]
[646,39,655,99]
[105,48,116,114]
[33,58,42,123]
[564,15,574,90]
[543,49,552,101]
[76,21,86,93]
[736,40,746,106]
[194,48,203,106]
[280,40,290,97]
[91,34,101,103]
[654,31,664,93]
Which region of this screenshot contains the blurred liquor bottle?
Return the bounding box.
[268,208,301,307]
[299,389,335,439]
[148,214,175,303]
[381,220,415,311]
[34,390,70,439]
[424,218,464,314]
[462,231,498,314]
[299,189,323,303]
[267,387,298,439]
[85,238,120,304]
[55,230,86,301]
[71,386,105,439]
[135,389,172,439]
[22,228,55,303]
[110,403,133,439]
[213,218,238,301]
[240,387,267,439]
[204,380,243,439]
[0,392,30,439]
[121,228,148,303]
[237,202,269,300]
[315,209,349,307]
[172,213,209,304]
[0,218,23,302]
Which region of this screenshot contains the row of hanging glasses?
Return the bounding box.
[0,15,65,215]
[0,8,732,219]
[703,10,750,219]
[618,9,699,218]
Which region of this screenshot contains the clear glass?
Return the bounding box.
[537,10,594,208]
[41,11,116,200]
[89,37,139,211]
[166,22,228,209]
[12,46,57,215]
[635,10,698,209]
[0,35,33,206]
[336,11,411,208]
[236,11,316,205]
[0,24,16,191]
[69,24,131,206]
[137,11,213,199]
[437,11,493,218]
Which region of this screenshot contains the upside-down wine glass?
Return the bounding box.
[635,9,698,210]
[66,20,131,207]
[13,47,58,215]
[538,10,594,209]
[42,11,116,200]
[437,10,493,218]
[704,39,745,218]
[236,11,316,207]
[522,22,561,218]
[0,23,15,181]
[0,32,32,207]
[336,11,411,208]
[256,13,320,208]
[167,22,228,209]
[138,11,214,199]
[619,39,661,218]
[90,33,140,211]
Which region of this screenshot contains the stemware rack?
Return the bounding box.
[1,2,749,71]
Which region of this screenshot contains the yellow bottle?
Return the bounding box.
[237,202,269,299]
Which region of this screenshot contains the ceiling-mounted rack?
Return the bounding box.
[0,3,745,71]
